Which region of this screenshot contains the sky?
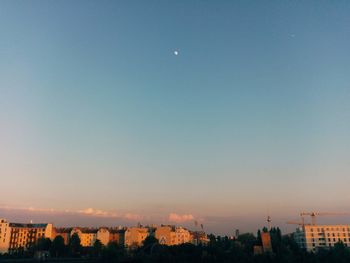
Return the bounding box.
[0,0,350,235]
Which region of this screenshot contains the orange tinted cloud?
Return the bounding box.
[168,213,194,223]
[77,208,119,218]
[124,213,143,221]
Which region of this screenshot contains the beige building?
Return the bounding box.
[155,225,191,246]
[97,228,110,246]
[124,227,149,248]
[97,228,126,246]
[0,218,53,254]
[71,228,98,247]
[294,225,350,251]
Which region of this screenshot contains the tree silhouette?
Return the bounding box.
[69,233,81,256]
[50,236,65,257]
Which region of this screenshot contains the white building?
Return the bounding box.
[294,225,350,251]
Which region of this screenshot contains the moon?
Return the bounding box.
[174,50,179,56]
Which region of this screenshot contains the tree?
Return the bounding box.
[102,241,125,262]
[142,235,159,247]
[93,239,103,257]
[36,237,52,251]
[237,233,257,254]
[69,233,81,256]
[50,236,65,257]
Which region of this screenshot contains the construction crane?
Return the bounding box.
[300,212,350,225]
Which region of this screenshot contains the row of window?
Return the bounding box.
[308,232,350,237]
[309,227,350,232]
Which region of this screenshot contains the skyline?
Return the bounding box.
[1,0,350,235]
[2,201,350,235]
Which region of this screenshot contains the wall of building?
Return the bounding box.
[97,228,110,246]
[295,225,350,251]
[0,219,11,254]
[125,227,149,248]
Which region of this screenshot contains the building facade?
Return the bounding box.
[261,232,273,253]
[97,228,125,246]
[0,219,53,254]
[70,228,97,247]
[155,225,191,246]
[294,225,350,251]
[124,227,149,248]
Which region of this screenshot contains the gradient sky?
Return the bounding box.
[1,0,350,235]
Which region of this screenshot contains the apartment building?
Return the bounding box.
[294,225,350,251]
[155,225,191,246]
[97,228,125,246]
[70,228,98,247]
[124,227,149,248]
[0,218,53,254]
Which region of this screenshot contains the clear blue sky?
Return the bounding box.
[1,0,350,234]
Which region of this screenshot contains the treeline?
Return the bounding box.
[1,229,350,263]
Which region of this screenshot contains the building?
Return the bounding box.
[96,228,110,246]
[253,245,264,255]
[0,218,53,254]
[71,228,98,247]
[109,228,125,246]
[97,228,125,246]
[261,232,273,253]
[124,227,149,248]
[190,231,209,246]
[52,228,72,245]
[155,225,191,246]
[294,225,350,251]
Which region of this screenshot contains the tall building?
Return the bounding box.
[294,225,350,251]
[0,218,53,254]
[155,225,191,246]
